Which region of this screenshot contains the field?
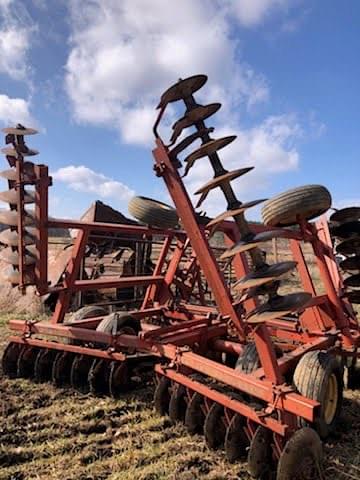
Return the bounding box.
[0,312,360,480]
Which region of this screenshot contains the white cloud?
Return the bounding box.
[0,0,36,80]
[226,0,292,27]
[65,0,279,146]
[0,94,33,125]
[53,165,135,203]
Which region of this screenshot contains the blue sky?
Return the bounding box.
[0,0,359,220]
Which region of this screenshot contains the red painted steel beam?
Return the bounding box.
[155,365,288,436]
[66,275,164,292]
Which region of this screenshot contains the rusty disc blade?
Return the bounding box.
[1,146,39,157]
[154,377,171,415]
[206,199,268,228]
[184,392,205,434]
[185,135,236,164]
[330,207,360,223]
[34,348,57,383]
[89,358,111,395]
[2,126,38,136]
[4,265,35,285]
[0,246,37,265]
[225,413,248,463]
[0,162,35,181]
[336,238,360,256]
[1,342,23,378]
[234,261,297,291]
[170,103,221,143]
[195,168,254,196]
[346,290,360,304]
[70,354,93,393]
[52,351,76,386]
[157,74,208,108]
[247,426,273,478]
[0,188,35,204]
[246,292,312,324]
[344,274,360,288]
[340,255,360,271]
[0,228,35,246]
[204,402,226,449]
[0,209,35,226]
[331,221,360,239]
[220,230,284,260]
[17,345,40,378]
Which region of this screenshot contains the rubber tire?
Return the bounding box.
[96,311,141,335]
[293,350,343,439]
[235,342,282,374]
[67,305,108,323]
[128,196,178,229]
[261,185,332,227]
[276,427,323,480]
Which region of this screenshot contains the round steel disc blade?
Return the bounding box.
[154,376,171,415]
[108,360,130,398]
[344,274,360,287]
[157,74,208,108]
[52,351,76,386]
[70,354,93,393]
[195,168,254,196]
[88,358,111,395]
[0,209,35,227]
[1,146,39,157]
[247,426,273,478]
[0,228,35,247]
[168,383,187,423]
[34,348,57,383]
[330,207,360,223]
[247,292,312,324]
[336,238,360,256]
[1,342,22,378]
[206,199,267,228]
[184,392,205,435]
[0,247,37,266]
[184,136,237,165]
[0,188,35,204]
[2,126,38,136]
[224,413,248,463]
[5,265,35,285]
[17,345,40,378]
[346,290,360,304]
[220,230,284,260]
[0,163,35,181]
[340,255,360,271]
[331,221,360,239]
[204,402,226,449]
[170,103,221,142]
[234,261,297,291]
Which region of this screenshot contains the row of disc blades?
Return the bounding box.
[330,207,360,304]
[0,125,39,285]
[159,75,312,323]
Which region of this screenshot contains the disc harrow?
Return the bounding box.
[1,76,359,479]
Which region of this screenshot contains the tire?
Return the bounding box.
[235,342,282,374]
[66,305,108,323]
[293,350,343,438]
[261,185,332,227]
[128,196,178,229]
[96,312,141,335]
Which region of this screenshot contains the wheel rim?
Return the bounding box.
[324,373,338,424]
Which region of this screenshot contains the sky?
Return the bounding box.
[0,0,359,221]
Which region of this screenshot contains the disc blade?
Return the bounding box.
[331,221,360,239]
[330,207,360,223]
[340,255,360,271]
[336,238,360,256]
[206,199,268,228]
[0,209,35,226]
[1,147,39,157]
[344,274,360,288]
[170,103,221,143]
[4,266,35,284]
[2,126,38,136]
[0,188,35,204]
[195,168,254,196]
[157,74,208,108]
[220,230,284,260]
[184,136,237,176]
[0,228,35,246]
[247,292,312,324]
[234,261,297,291]
[346,290,360,304]
[0,162,35,181]
[0,246,37,265]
